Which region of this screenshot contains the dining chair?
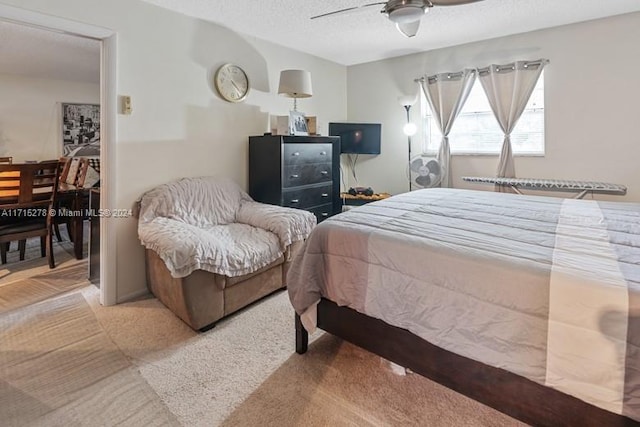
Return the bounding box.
[59,156,89,188]
[0,157,12,164]
[53,157,90,243]
[0,161,61,268]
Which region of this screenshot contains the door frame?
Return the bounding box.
[0,4,117,305]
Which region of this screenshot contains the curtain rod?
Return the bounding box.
[414,59,549,83]
[414,70,470,84]
[415,71,466,83]
[477,59,549,75]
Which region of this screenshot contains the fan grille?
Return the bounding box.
[409,156,442,188]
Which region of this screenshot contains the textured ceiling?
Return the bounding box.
[2,0,639,83]
[141,0,640,65]
[0,20,100,83]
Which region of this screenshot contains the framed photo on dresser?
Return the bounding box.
[289,110,309,136]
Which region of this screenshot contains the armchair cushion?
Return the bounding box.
[139,219,281,278]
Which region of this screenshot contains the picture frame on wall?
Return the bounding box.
[289,110,309,136]
[61,103,100,156]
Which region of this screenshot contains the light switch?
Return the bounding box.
[121,95,132,115]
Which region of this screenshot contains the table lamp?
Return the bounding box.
[278,70,313,111]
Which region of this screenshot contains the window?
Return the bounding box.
[421,72,544,155]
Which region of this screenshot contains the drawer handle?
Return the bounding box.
[320,151,327,156]
[290,174,299,179]
[320,170,328,175]
[321,212,329,217]
[321,193,329,197]
[290,199,299,204]
[292,152,300,156]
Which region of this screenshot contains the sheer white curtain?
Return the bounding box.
[419,69,476,188]
[478,59,548,184]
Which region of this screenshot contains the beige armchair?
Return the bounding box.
[138,177,316,331]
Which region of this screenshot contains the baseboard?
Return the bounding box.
[116,287,152,304]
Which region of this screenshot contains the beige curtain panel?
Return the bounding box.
[477,59,548,189]
[419,69,476,188]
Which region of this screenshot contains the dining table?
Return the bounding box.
[57,182,90,260]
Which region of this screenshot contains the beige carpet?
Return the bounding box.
[84,289,525,427]
[1,263,525,426]
[0,263,89,314]
[0,292,178,426]
[0,226,87,286]
[221,333,524,427]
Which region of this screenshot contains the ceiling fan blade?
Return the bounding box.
[428,0,484,6]
[311,2,386,20]
[396,20,421,37]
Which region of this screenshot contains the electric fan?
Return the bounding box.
[409,155,442,189]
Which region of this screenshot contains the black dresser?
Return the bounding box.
[248,135,341,222]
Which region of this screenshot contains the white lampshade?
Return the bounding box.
[398,94,417,107]
[278,70,313,99]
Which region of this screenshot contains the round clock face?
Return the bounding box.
[214,63,249,103]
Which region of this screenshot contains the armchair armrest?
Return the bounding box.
[138,218,203,278]
[236,201,316,248]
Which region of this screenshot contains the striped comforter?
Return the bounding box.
[287,188,640,420]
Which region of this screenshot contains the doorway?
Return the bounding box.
[0,3,116,305]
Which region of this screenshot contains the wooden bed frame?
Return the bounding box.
[295,298,638,427]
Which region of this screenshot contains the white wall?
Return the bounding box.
[347,12,640,202]
[7,1,636,302]
[0,73,99,161]
[0,0,347,302]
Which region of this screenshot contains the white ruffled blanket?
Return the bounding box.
[138,177,316,278]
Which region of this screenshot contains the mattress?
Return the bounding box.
[287,188,640,421]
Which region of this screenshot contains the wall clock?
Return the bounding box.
[214,63,250,103]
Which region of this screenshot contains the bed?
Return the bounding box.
[287,188,640,426]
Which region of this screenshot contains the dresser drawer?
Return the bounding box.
[283,184,332,208]
[308,204,334,223]
[283,163,332,187]
[283,143,332,165]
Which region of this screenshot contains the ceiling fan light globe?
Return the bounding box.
[387,6,426,24]
[396,20,421,37]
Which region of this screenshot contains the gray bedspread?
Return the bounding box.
[287,188,640,421]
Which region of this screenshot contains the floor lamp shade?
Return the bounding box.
[278,70,313,100]
[398,94,417,107]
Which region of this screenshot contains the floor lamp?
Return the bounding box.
[398,95,417,191]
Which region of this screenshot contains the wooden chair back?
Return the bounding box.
[0,161,62,268]
[0,170,20,198]
[0,161,61,208]
[0,157,12,164]
[59,157,90,189]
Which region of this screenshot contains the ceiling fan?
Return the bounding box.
[311,0,485,38]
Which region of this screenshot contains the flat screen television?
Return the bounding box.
[329,122,382,155]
